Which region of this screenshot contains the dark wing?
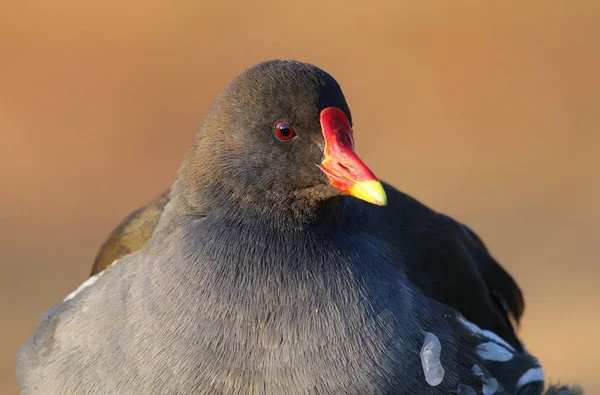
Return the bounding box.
[459,222,525,328]
[377,182,524,350]
[91,190,170,275]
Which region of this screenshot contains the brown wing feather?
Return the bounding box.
[91,190,170,275]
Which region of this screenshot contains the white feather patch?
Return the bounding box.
[476,341,514,361]
[516,367,545,388]
[63,259,120,302]
[420,332,445,386]
[457,315,516,352]
[63,273,101,301]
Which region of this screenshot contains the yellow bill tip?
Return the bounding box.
[346,179,388,206]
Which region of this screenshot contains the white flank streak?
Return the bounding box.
[63,274,101,301]
[457,316,516,352]
[516,367,545,387]
[482,377,499,395]
[476,342,514,362]
[63,259,119,302]
[420,332,445,386]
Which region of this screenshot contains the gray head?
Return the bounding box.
[173,60,387,223]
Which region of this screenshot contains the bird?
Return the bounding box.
[18,59,561,394]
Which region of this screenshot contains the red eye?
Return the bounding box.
[274,121,296,141]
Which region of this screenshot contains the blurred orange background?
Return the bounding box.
[1,1,598,393]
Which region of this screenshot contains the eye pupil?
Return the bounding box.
[275,122,295,141]
[279,126,291,136]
